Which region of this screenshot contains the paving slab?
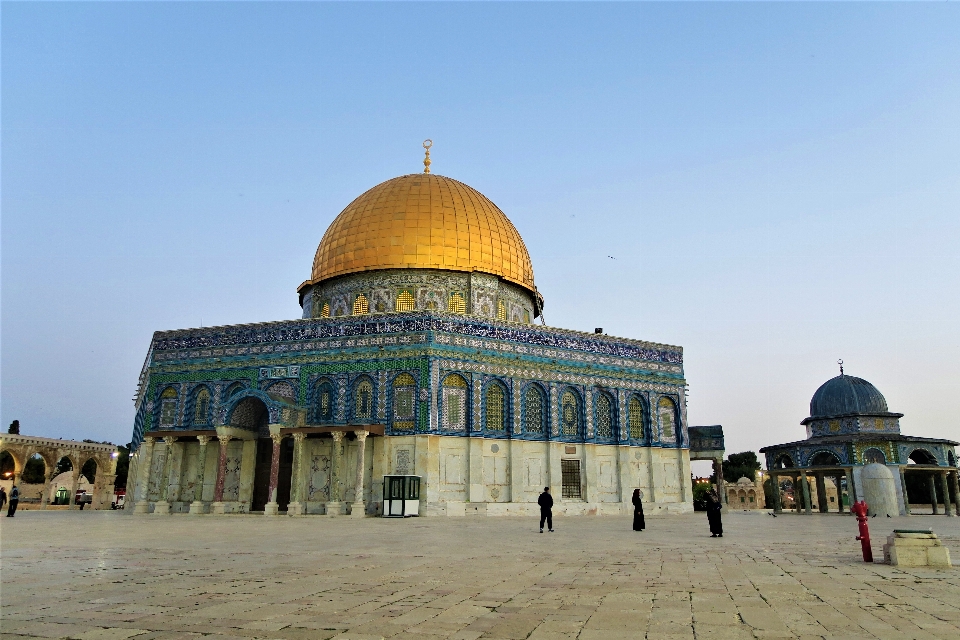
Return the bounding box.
[1,510,958,640]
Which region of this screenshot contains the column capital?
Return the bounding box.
[197,435,211,446]
[163,436,177,446]
[144,436,157,446]
[217,434,232,445]
[332,431,346,443]
[271,433,286,445]
[354,429,369,442]
[293,432,307,444]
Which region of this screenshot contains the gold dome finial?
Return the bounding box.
[422,139,432,173]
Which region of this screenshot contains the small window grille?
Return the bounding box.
[159,387,178,426]
[320,302,330,318]
[315,381,333,421]
[193,388,210,425]
[448,292,466,313]
[524,387,544,434]
[485,384,505,431]
[561,459,582,499]
[396,290,415,312]
[353,294,369,315]
[523,310,531,324]
[497,300,506,321]
[628,397,643,440]
[561,391,578,436]
[443,374,467,430]
[596,394,613,438]
[355,380,373,419]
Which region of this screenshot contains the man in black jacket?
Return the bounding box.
[538,486,554,533]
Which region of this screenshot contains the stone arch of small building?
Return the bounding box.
[908,448,938,465]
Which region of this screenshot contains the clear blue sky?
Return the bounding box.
[3,3,959,464]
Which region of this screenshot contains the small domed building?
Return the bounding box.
[126,153,693,517]
[760,369,959,516]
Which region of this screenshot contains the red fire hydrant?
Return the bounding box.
[851,500,873,563]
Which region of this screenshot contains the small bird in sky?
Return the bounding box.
[607,256,616,260]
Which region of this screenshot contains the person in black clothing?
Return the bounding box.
[0,486,7,512]
[7,485,19,517]
[706,491,723,537]
[632,488,645,531]
[538,486,554,533]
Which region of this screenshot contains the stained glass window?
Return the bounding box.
[320,302,330,318]
[628,397,644,440]
[193,388,210,425]
[355,379,373,419]
[315,380,333,422]
[393,373,416,430]
[443,374,467,430]
[497,300,506,321]
[561,391,578,436]
[448,292,466,313]
[596,394,613,438]
[658,397,676,439]
[485,383,505,431]
[353,294,369,315]
[396,290,415,312]
[159,387,177,426]
[525,386,544,434]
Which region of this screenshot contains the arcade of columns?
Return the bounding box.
[0,434,118,509]
[132,428,371,516]
[767,466,960,516]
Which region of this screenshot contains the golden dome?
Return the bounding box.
[303,173,537,296]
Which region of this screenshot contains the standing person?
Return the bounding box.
[632,488,645,531]
[7,485,20,517]
[706,491,723,537]
[0,486,7,512]
[538,486,554,533]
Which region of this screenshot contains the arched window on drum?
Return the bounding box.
[353,293,369,315]
[442,374,468,431]
[396,290,415,312]
[657,397,677,440]
[392,373,416,431]
[561,391,580,437]
[524,385,545,435]
[485,382,507,432]
[628,396,644,440]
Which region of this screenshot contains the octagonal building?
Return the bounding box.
[127,163,692,517]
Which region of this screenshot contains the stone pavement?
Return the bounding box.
[1,510,958,640]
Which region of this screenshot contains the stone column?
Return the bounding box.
[770,473,782,514]
[133,437,156,514]
[189,436,211,514]
[836,474,846,513]
[351,430,369,517]
[941,472,953,517]
[929,473,939,515]
[815,474,828,513]
[326,431,345,516]
[899,467,911,515]
[800,471,812,515]
[68,467,81,508]
[264,433,285,516]
[39,469,56,509]
[951,471,960,517]
[211,434,232,515]
[153,437,176,515]
[287,433,307,516]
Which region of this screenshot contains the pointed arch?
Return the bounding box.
[392,372,417,431]
[523,383,546,435]
[189,385,212,426]
[396,290,415,312]
[442,374,468,431]
[561,389,581,438]
[628,395,645,441]
[484,380,508,432]
[313,378,335,423]
[657,396,677,440]
[353,376,374,421]
[594,391,615,440]
[353,293,369,315]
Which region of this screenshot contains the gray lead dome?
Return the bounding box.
[809,375,889,418]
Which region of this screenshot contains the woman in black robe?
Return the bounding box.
[706,492,723,537]
[632,488,645,531]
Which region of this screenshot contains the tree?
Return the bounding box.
[8,420,20,434]
[22,457,46,484]
[81,459,97,484]
[722,451,761,484]
[114,444,130,489]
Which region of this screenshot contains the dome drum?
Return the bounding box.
[300,268,537,323]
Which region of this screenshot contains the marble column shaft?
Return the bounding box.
[899,467,911,515]
[941,472,953,517]
[330,431,345,502]
[929,473,939,515]
[213,435,232,502]
[194,436,211,502]
[291,433,306,504]
[268,434,284,504]
[159,437,176,501]
[352,430,369,514]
